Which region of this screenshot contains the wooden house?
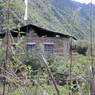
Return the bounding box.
[0,24,76,56]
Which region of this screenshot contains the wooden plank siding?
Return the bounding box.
[0,24,76,56]
[25,37,70,56]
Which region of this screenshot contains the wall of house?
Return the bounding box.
[23,29,70,56]
[1,29,71,56]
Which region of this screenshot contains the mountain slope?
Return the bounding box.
[0,0,95,39]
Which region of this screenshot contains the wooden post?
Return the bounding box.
[42,55,60,95]
[69,37,73,95]
[89,0,95,95]
[3,0,10,95]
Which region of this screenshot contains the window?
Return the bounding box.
[44,42,54,55]
[26,42,36,53]
[11,43,18,53]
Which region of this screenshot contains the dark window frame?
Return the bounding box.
[26,42,36,53]
[11,43,18,54]
[44,42,54,55]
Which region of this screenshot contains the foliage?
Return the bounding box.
[73,41,88,55]
[0,40,93,95]
[0,0,95,95]
[23,56,43,71]
[48,54,91,94]
[75,45,88,55]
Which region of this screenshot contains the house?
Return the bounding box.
[0,24,76,56]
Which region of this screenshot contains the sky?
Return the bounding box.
[73,0,95,4]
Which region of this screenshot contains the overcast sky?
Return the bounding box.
[73,0,95,4]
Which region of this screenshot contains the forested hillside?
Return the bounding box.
[0,0,95,39]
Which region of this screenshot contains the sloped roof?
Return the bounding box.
[0,24,76,40]
[17,24,76,39]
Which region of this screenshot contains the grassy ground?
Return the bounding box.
[0,83,90,95]
[0,84,69,95]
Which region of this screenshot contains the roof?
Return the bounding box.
[0,24,76,40]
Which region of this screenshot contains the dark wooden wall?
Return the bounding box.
[0,29,70,56]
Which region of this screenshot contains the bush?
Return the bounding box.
[73,40,88,55]
[75,46,88,55]
[23,56,43,71]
